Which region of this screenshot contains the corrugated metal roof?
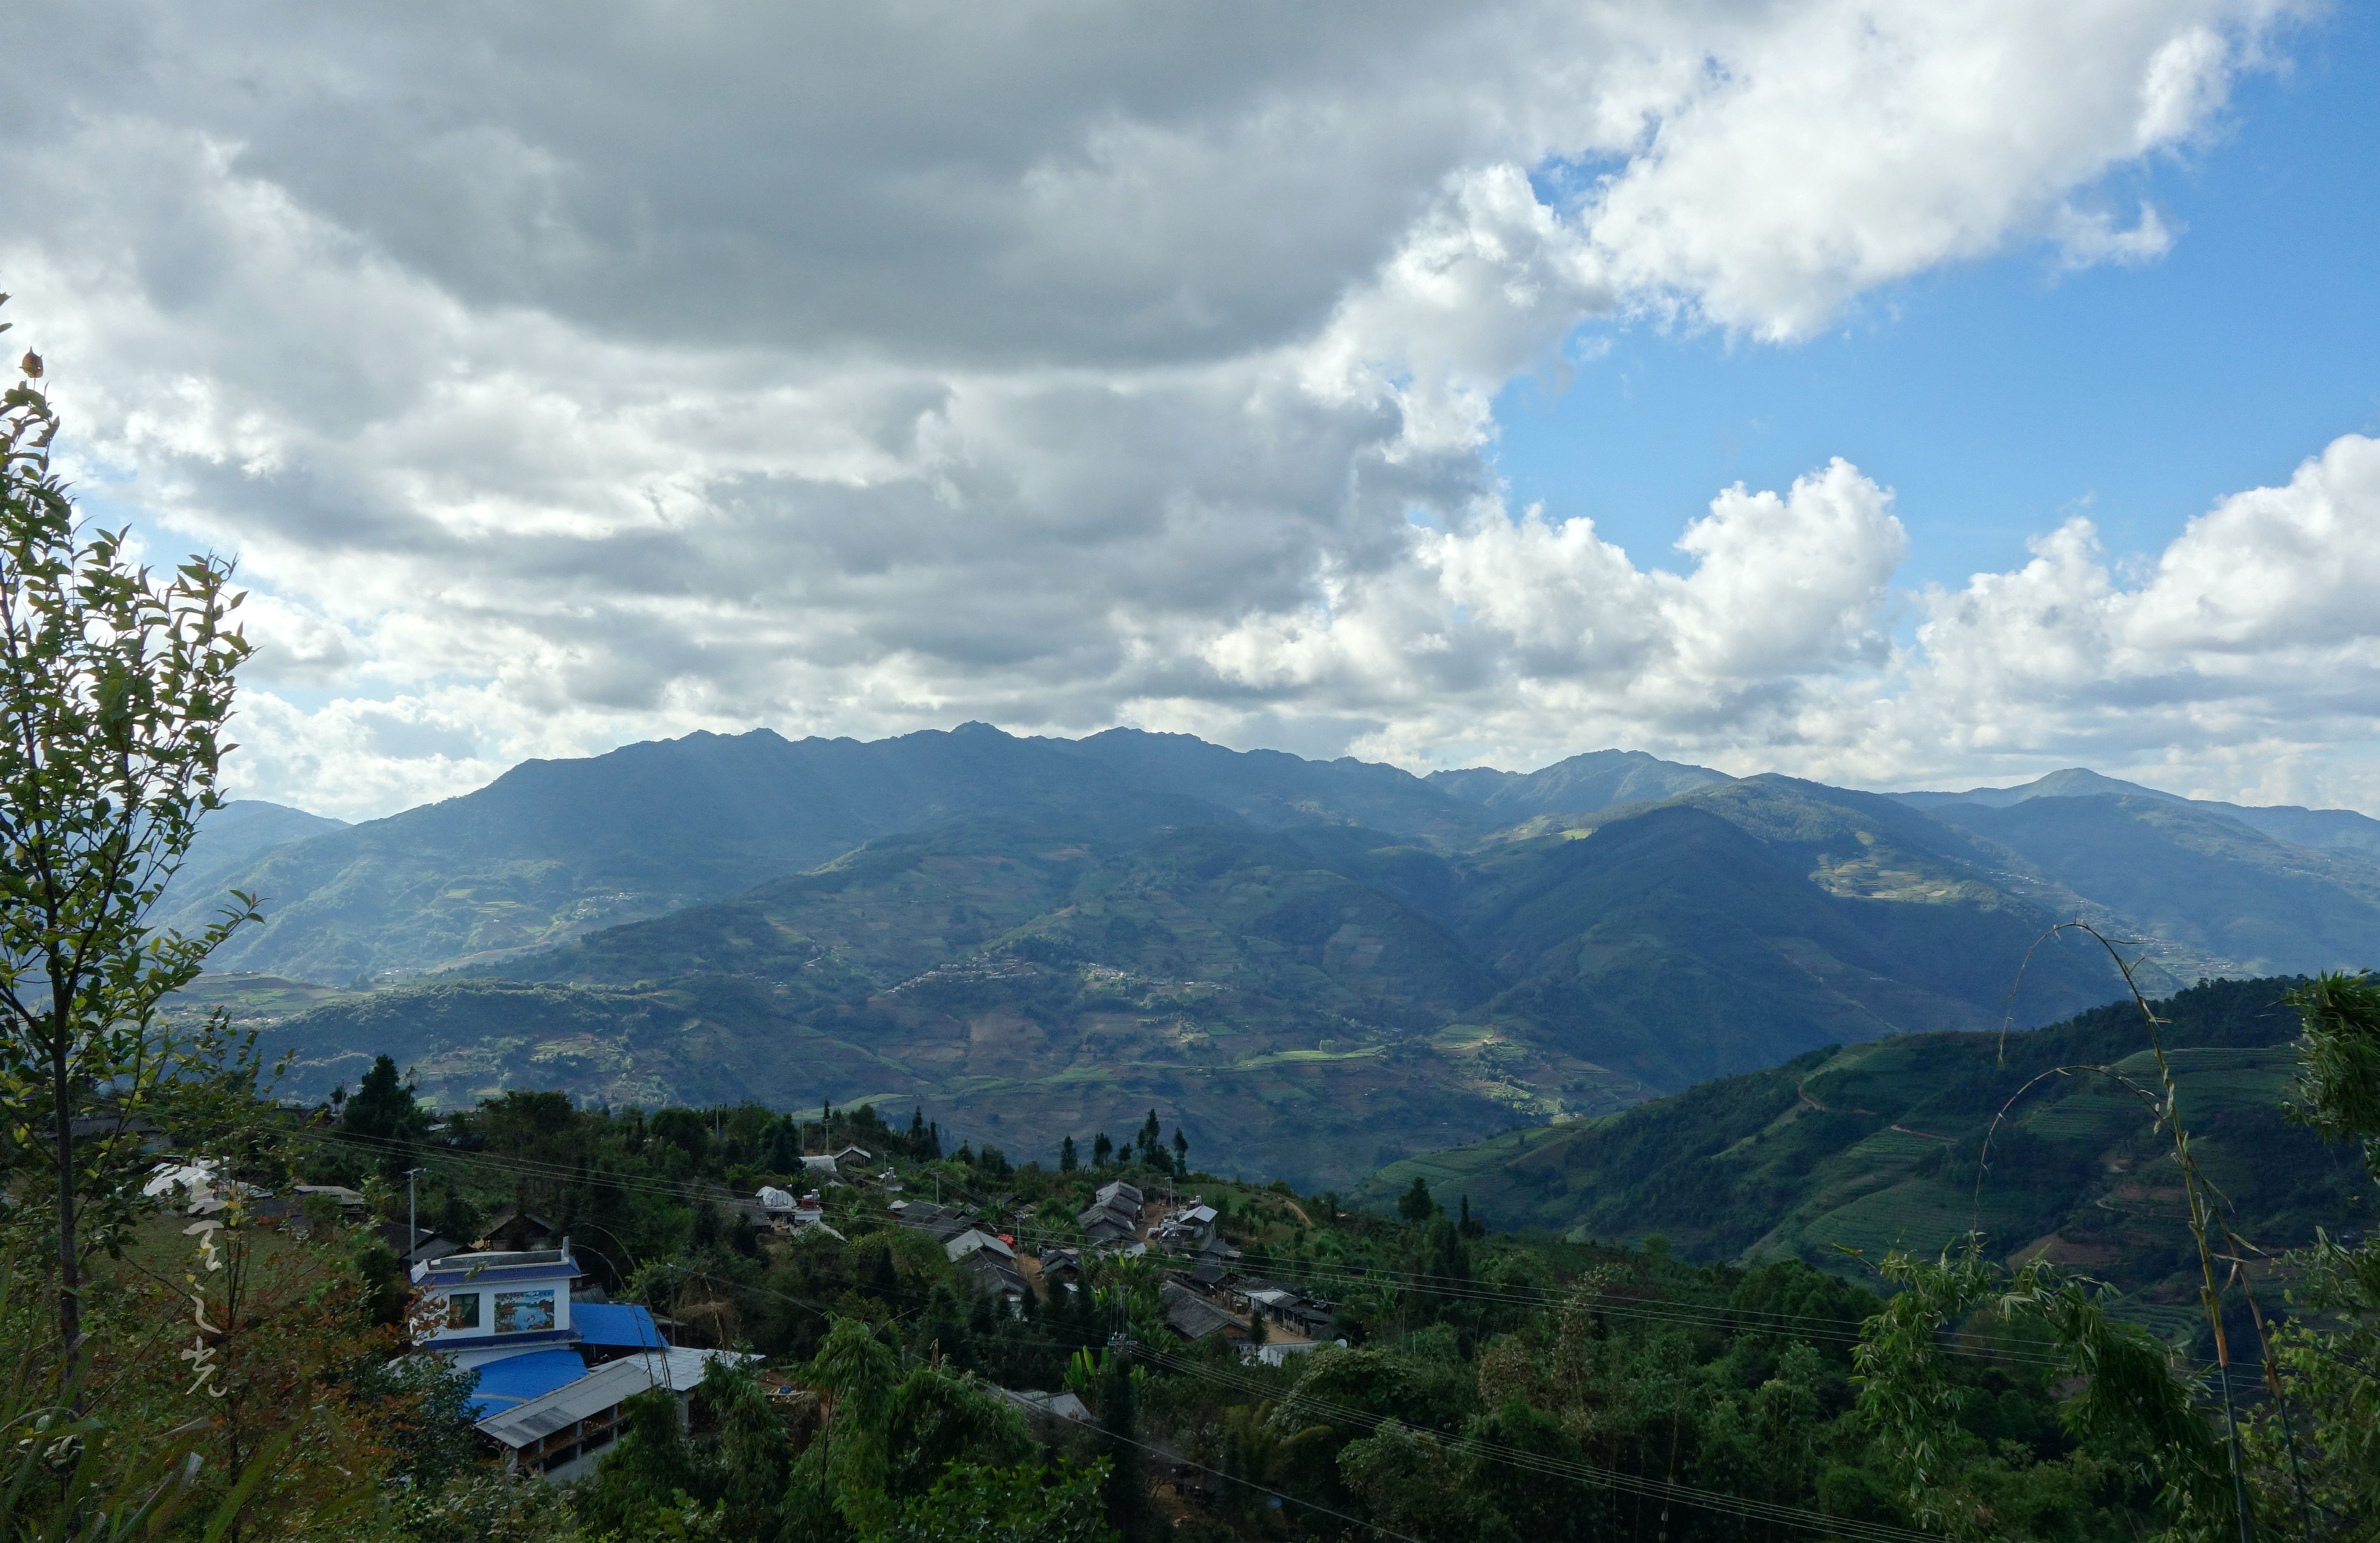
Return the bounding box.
[473,1348,748,1448]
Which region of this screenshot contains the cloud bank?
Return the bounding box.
[9,0,2366,819]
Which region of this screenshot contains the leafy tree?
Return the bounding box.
[1060,1134,1079,1172]
[878,1459,1115,1543]
[341,1052,428,1179]
[1397,1176,1436,1223]
[1092,1131,1113,1167]
[1171,1127,1188,1173]
[2250,972,2380,1534]
[0,326,255,1387]
[343,1053,426,1144]
[573,1388,708,1538]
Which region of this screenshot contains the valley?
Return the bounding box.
[160,726,2380,1190]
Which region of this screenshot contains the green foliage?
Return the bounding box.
[1853,1243,2227,1539]
[0,321,257,1384]
[1369,976,2363,1305]
[2286,971,2380,1178]
[874,1459,1114,1543]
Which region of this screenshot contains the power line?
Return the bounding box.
[283,1125,2092,1541]
[295,1123,2083,1370]
[676,1264,1944,1543]
[1132,1340,1941,1543]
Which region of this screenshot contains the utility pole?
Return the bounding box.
[406,1166,428,1266]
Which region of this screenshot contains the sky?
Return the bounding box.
[11,0,2380,820]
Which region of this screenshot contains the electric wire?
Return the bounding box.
[265,1118,2095,1543]
[674,1264,1945,1543]
[291,1123,2099,1372]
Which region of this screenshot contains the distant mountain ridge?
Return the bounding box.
[242,792,2131,1187]
[160,723,1521,981]
[1893,766,2380,856]
[1425,748,1729,818]
[160,800,347,920]
[166,726,2380,1184]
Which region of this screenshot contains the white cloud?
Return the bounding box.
[1880,432,2380,797]
[2,0,2349,818]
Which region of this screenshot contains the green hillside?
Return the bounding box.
[176,727,2380,1192]
[1440,797,2124,1089]
[1364,976,2371,1311]
[243,820,1659,1189]
[237,791,2143,1188]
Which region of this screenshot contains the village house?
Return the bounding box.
[1159,1279,1245,1344]
[411,1243,585,1371]
[409,1238,744,1482]
[1152,1199,1217,1252]
[472,1346,730,1483]
[1076,1180,1143,1248]
[473,1206,560,1252]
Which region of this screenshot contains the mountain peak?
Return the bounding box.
[1892,767,2179,810]
[1426,747,1728,818]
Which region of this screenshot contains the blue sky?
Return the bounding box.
[1492,4,2380,593]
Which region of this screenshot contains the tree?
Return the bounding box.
[1092,1352,1153,1541]
[341,1052,427,1179]
[1397,1176,1436,1223]
[881,1459,1115,1543]
[2253,972,2380,1531]
[764,1115,801,1174]
[1060,1134,1079,1173]
[0,326,254,1390]
[1093,1131,1114,1167]
[1171,1127,1188,1175]
[1135,1109,1160,1165]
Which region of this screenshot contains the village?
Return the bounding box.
[144,1132,1342,1485]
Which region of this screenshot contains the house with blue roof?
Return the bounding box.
[410,1238,744,1481]
[411,1243,586,1372]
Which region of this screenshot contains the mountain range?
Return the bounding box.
[164,727,2380,1187]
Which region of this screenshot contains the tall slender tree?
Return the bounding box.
[0,319,254,1389]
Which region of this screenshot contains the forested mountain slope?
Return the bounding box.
[1365,976,2367,1320]
[174,726,2380,1188]
[164,723,1523,981]
[245,790,2134,1187]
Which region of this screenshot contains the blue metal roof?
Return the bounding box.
[573,1303,666,1350]
[462,1349,592,1421]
